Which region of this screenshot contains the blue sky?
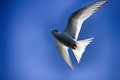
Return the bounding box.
[1,0,120,80]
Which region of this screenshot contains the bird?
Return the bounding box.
[51,0,107,69]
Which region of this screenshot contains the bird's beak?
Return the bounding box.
[50,28,54,31]
[50,29,54,34]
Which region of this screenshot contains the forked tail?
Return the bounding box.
[72,37,94,63]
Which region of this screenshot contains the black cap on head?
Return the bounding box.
[53,30,58,32]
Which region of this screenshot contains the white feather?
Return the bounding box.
[64,0,107,39]
[72,38,94,63]
[55,42,74,69]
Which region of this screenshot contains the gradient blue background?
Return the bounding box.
[1,0,120,80]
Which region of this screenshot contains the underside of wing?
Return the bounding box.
[64,0,107,39]
[55,42,73,69]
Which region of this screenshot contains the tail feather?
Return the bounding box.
[72,37,94,63]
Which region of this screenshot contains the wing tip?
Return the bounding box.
[71,66,74,69]
[100,0,108,4]
[68,63,74,69]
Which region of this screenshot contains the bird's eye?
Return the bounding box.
[54,30,58,32]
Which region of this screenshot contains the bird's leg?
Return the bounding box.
[72,44,77,50]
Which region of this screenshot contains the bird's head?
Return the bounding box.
[51,29,60,38]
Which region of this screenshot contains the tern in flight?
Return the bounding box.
[51,0,107,69]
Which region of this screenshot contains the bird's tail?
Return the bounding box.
[72,37,94,63]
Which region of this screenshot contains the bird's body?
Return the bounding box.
[52,31,76,49]
[51,0,107,69]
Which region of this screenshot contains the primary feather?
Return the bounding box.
[64,0,107,39]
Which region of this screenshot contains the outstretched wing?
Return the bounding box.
[64,0,107,39]
[55,42,73,69]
